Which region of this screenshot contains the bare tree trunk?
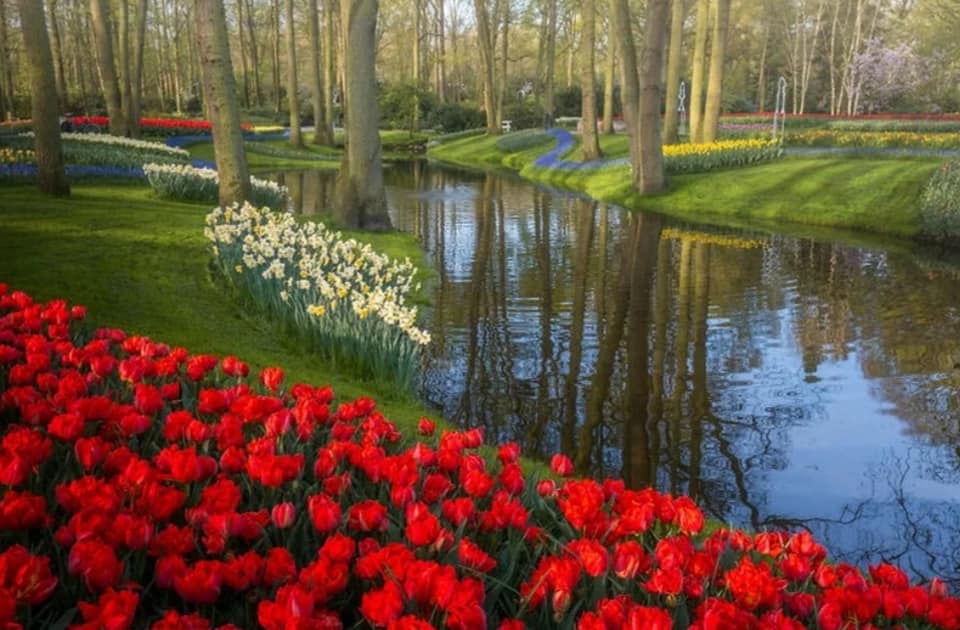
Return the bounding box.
[828,0,840,115]
[335,0,391,231]
[412,0,421,131]
[689,0,709,143]
[436,0,446,103]
[613,0,639,167]
[118,0,137,136]
[543,0,557,126]
[272,0,281,112]
[195,0,251,206]
[702,0,729,143]
[635,0,669,192]
[244,0,262,106]
[237,0,250,107]
[472,0,498,133]
[17,0,69,195]
[309,0,331,144]
[89,0,128,135]
[663,0,685,144]
[0,0,12,119]
[495,0,509,128]
[285,0,302,145]
[130,0,148,137]
[757,17,768,112]
[601,8,616,134]
[47,0,68,109]
[580,0,601,159]
[323,0,335,135]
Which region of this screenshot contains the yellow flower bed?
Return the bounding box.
[662,138,782,173]
[0,147,34,165]
[788,130,960,149]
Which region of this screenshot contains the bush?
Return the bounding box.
[920,160,960,242]
[144,163,287,209]
[426,103,485,132]
[378,82,437,132]
[502,99,545,130]
[495,130,555,153]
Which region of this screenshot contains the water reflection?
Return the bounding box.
[270,164,960,586]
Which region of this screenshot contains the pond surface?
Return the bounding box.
[270,163,960,587]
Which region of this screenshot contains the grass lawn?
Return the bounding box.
[187,139,342,170]
[428,132,941,239]
[0,183,437,433]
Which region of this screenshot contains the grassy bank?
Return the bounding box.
[428,133,941,238]
[0,183,436,431]
[187,139,342,169]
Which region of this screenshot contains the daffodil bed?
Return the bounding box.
[205,203,428,391]
[144,164,288,210]
[0,284,958,630]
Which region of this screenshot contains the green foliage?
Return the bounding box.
[425,102,485,132]
[428,128,486,146]
[378,81,437,132]
[495,130,554,153]
[553,86,583,117]
[244,141,338,162]
[502,99,545,130]
[787,130,960,149]
[919,160,960,242]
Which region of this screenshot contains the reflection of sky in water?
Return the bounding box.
[270,165,960,587]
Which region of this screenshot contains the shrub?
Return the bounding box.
[502,99,545,130]
[426,102,485,132]
[205,203,427,389]
[919,160,960,243]
[495,130,554,153]
[144,163,287,209]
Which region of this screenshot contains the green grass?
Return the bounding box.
[188,140,342,170]
[0,183,437,432]
[428,133,941,239]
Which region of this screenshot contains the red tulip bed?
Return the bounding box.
[67,116,253,137]
[0,283,958,630]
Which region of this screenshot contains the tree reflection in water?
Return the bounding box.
[269,164,960,586]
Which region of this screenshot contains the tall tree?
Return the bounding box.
[243,0,263,106]
[309,0,331,144]
[688,0,708,143]
[634,0,670,191]
[335,0,392,230]
[663,0,686,144]
[612,0,639,168]
[89,0,128,135]
[322,0,335,137]
[195,0,251,206]
[543,0,557,127]
[130,0,148,137]
[0,0,13,119]
[601,8,616,135]
[17,0,69,195]
[472,0,498,134]
[46,0,68,109]
[702,0,730,142]
[286,0,302,146]
[580,0,601,159]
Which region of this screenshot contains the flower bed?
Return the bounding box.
[787,130,960,150]
[205,203,427,389]
[0,284,957,629]
[663,139,783,173]
[67,116,254,137]
[920,160,960,243]
[2,133,190,168]
[144,163,287,209]
[0,148,33,165]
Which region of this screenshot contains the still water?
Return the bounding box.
[270,162,960,586]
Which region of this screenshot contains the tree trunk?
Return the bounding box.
[612,0,639,167]
[688,0,708,143]
[436,0,446,103]
[580,0,600,159]
[412,0,421,131]
[702,0,729,143]
[635,0,669,192]
[543,0,557,126]
[17,0,70,195]
[757,17,768,112]
[118,0,137,136]
[335,0,392,231]
[472,0,498,134]
[495,0,509,128]
[272,0,281,112]
[130,0,148,138]
[244,0,262,106]
[0,0,12,119]
[89,0,128,135]
[195,0,251,206]
[662,0,686,144]
[47,0,68,109]
[286,0,302,146]
[601,7,616,135]
[237,0,250,107]
[323,0,335,136]
[309,0,331,144]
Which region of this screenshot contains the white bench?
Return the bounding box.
[501,120,512,133]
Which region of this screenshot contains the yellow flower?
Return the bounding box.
[234,264,243,273]
[308,304,326,317]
